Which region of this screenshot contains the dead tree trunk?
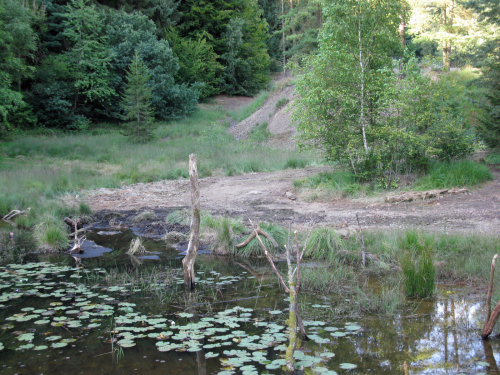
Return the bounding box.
[182,154,200,290]
[482,254,500,339]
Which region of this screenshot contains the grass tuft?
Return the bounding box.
[414,160,493,190]
[304,226,343,260]
[166,210,190,225]
[34,212,69,251]
[132,211,156,223]
[398,231,435,298]
[294,170,371,199]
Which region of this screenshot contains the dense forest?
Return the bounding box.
[0,0,499,149]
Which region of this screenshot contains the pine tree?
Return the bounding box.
[121,52,156,143]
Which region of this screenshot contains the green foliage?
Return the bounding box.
[275,98,290,110]
[106,11,200,120]
[281,0,321,64]
[221,11,270,96]
[304,226,343,260]
[0,0,37,135]
[63,0,114,108]
[399,231,435,298]
[413,160,493,189]
[167,29,224,99]
[121,53,156,143]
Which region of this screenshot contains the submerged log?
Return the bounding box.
[182,154,200,290]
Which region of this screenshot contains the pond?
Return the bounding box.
[0,230,498,375]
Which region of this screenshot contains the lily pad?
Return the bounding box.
[339,363,357,370]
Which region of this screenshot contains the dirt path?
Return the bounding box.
[86,166,500,234]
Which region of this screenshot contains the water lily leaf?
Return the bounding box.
[61,338,77,343]
[206,352,219,358]
[320,352,335,358]
[51,342,68,348]
[269,310,282,315]
[18,343,35,350]
[477,362,490,367]
[45,336,62,341]
[324,327,339,332]
[18,333,34,341]
[33,345,48,351]
[330,332,346,337]
[345,325,361,331]
[339,363,357,369]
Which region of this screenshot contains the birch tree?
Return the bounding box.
[293,0,403,178]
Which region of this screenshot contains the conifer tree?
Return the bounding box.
[121,52,156,143]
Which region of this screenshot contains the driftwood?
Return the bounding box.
[65,221,85,254]
[64,217,83,230]
[2,208,31,223]
[482,254,500,339]
[182,154,200,290]
[386,188,468,203]
[235,228,279,249]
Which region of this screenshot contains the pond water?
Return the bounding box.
[0,230,498,375]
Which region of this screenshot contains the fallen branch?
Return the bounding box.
[65,222,85,254]
[385,188,468,203]
[2,208,31,222]
[235,228,279,249]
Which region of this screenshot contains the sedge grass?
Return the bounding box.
[304,226,343,260]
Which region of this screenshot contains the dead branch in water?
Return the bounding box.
[65,222,85,254]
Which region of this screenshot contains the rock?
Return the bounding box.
[285,191,296,200]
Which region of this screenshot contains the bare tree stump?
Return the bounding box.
[182,154,200,290]
[482,254,500,339]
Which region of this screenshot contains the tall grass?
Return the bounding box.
[413,160,493,190]
[398,231,435,298]
[293,170,371,199]
[485,153,500,165]
[341,229,500,284]
[304,226,343,260]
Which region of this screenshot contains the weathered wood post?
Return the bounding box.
[482,254,500,339]
[182,154,200,290]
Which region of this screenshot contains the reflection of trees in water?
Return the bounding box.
[315,297,497,374]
